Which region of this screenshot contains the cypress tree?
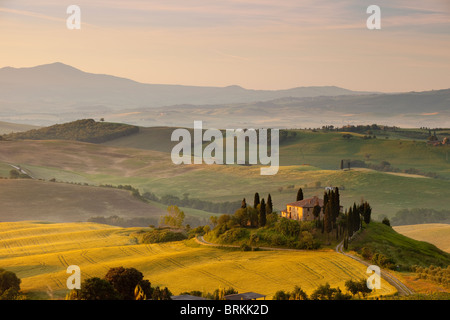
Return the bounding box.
[353,203,360,233]
[267,194,273,214]
[343,230,348,250]
[340,160,344,170]
[259,198,266,227]
[362,202,372,224]
[347,207,353,238]
[254,192,260,209]
[323,191,329,208]
[296,188,304,201]
[241,198,247,209]
[324,201,332,243]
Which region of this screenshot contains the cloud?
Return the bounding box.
[0,7,64,23]
[0,5,99,28]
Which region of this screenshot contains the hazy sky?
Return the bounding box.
[1,0,449,92]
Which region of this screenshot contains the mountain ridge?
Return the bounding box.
[1,62,449,128]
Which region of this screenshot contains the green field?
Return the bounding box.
[348,222,450,270]
[0,221,397,300]
[1,128,449,221]
[101,127,450,178]
[0,179,165,223]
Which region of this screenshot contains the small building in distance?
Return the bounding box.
[281,196,323,222]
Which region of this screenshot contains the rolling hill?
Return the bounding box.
[0,221,397,300]
[1,62,449,129]
[1,134,449,221]
[101,126,450,178]
[0,62,364,126]
[0,121,41,135]
[107,90,450,129]
[393,224,450,253]
[349,222,450,270]
[3,119,139,143]
[0,179,165,224]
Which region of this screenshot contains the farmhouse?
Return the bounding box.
[281,196,324,221]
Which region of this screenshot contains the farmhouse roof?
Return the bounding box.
[286,196,323,208]
[224,292,266,300]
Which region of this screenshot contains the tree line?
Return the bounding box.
[66,266,172,300]
[391,208,450,226]
[273,278,372,300]
[343,201,372,249]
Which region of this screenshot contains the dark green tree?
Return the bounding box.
[259,198,266,227]
[0,269,21,300]
[266,194,273,214]
[291,286,308,300]
[347,207,354,238]
[296,188,304,201]
[312,202,321,227]
[273,290,290,300]
[77,277,120,300]
[104,267,144,300]
[310,283,338,300]
[324,201,332,242]
[253,192,260,209]
[9,169,20,179]
[361,201,372,224]
[241,198,247,209]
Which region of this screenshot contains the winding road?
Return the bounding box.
[335,239,414,296]
[196,235,414,296]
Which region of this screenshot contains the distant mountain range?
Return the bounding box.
[0,62,448,128]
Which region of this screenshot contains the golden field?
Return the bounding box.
[393,224,450,253]
[0,221,396,299]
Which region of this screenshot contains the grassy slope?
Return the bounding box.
[0,179,166,223]
[0,121,41,135]
[393,224,450,253]
[0,136,449,219]
[0,221,396,299]
[348,222,450,270]
[102,128,450,178]
[278,130,450,176]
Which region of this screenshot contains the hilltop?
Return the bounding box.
[3,119,139,143]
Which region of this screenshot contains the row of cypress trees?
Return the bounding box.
[239,192,274,227]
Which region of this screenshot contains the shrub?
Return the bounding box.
[141,229,187,244]
[372,252,395,269]
[0,269,22,300]
[275,218,300,238]
[361,247,373,260]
